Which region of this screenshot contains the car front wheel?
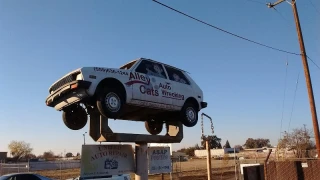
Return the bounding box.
[180,102,198,127]
[96,88,124,119]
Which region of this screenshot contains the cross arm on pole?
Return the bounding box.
[267,0,285,8]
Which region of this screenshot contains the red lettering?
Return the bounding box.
[140,75,146,81]
[129,72,150,85]
[129,72,135,80]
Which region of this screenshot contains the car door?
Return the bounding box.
[130,60,172,107]
[163,65,194,108]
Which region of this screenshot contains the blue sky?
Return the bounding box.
[0,0,319,156]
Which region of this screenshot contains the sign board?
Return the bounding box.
[80,144,134,178]
[149,143,173,155]
[148,146,172,174]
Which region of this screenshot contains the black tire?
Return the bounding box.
[180,102,198,127]
[96,88,124,119]
[145,120,163,135]
[62,105,88,130]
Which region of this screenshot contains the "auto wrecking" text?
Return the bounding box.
[140,85,184,100]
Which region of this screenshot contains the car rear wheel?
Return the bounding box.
[62,105,88,130]
[180,102,198,127]
[145,119,163,135]
[96,88,124,119]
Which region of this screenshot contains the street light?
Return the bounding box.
[83,132,87,145]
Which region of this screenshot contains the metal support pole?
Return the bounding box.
[135,143,148,180]
[206,140,212,180]
[83,132,87,145]
[291,0,320,158]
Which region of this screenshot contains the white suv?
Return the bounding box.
[45,58,207,135]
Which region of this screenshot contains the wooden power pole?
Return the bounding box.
[267,0,320,158]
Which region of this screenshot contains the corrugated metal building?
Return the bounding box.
[0,152,7,163]
[194,148,240,158]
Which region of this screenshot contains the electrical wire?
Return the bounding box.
[279,60,289,139]
[272,7,295,28]
[307,0,320,15]
[152,0,301,56]
[246,0,266,5]
[307,55,320,70]
[287,71,300,133]
[152,0,320,71]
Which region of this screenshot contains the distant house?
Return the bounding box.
[0,152,7,163]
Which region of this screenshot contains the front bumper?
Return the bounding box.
[45,80,91,110]
[201,102,207,109]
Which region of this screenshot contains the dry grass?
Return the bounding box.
[36,169,236,180]
[34,159,238,180]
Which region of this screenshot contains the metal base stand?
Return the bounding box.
[135,143,148,180]
[87,110,184,179]
[89,110,184,143]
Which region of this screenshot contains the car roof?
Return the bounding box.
[1,172,36,176]
[120,58,190,74]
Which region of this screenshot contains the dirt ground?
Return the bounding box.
[35,159,239,180]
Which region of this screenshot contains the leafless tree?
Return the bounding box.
[8,140,33,161]
[278,126,315,158]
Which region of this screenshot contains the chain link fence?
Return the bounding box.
[1,150,317,180]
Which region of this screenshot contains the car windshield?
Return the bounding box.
[0,176,9,180]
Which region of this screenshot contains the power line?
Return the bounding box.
[272,7,294,28]
[280,60,289,139]
[307,0,320,15]
[152,0,301,56]
[288,71,300,132]
[307,55,320,70]
[246,0,266,5]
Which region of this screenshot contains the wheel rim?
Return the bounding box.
[185,107,196,123]
[105,92,121,112]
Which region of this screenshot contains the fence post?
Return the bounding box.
[206,140,212,180]
[264,149,272,180]
[28,159,30,172]
[234,148,237,180]
[170,160,173,180]
[60,160,62,180]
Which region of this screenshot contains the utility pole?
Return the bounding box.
[267,0,320,158]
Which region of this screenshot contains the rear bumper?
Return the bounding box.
[200,102,207,109]
[45,80,92,110]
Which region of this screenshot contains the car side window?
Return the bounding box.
[164,66,190,85]
[19,175,41,180]
[135,60,167,79]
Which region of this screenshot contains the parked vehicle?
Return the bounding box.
[45,58,207,135]
[67,174,130,180]
[0,173,52,180]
